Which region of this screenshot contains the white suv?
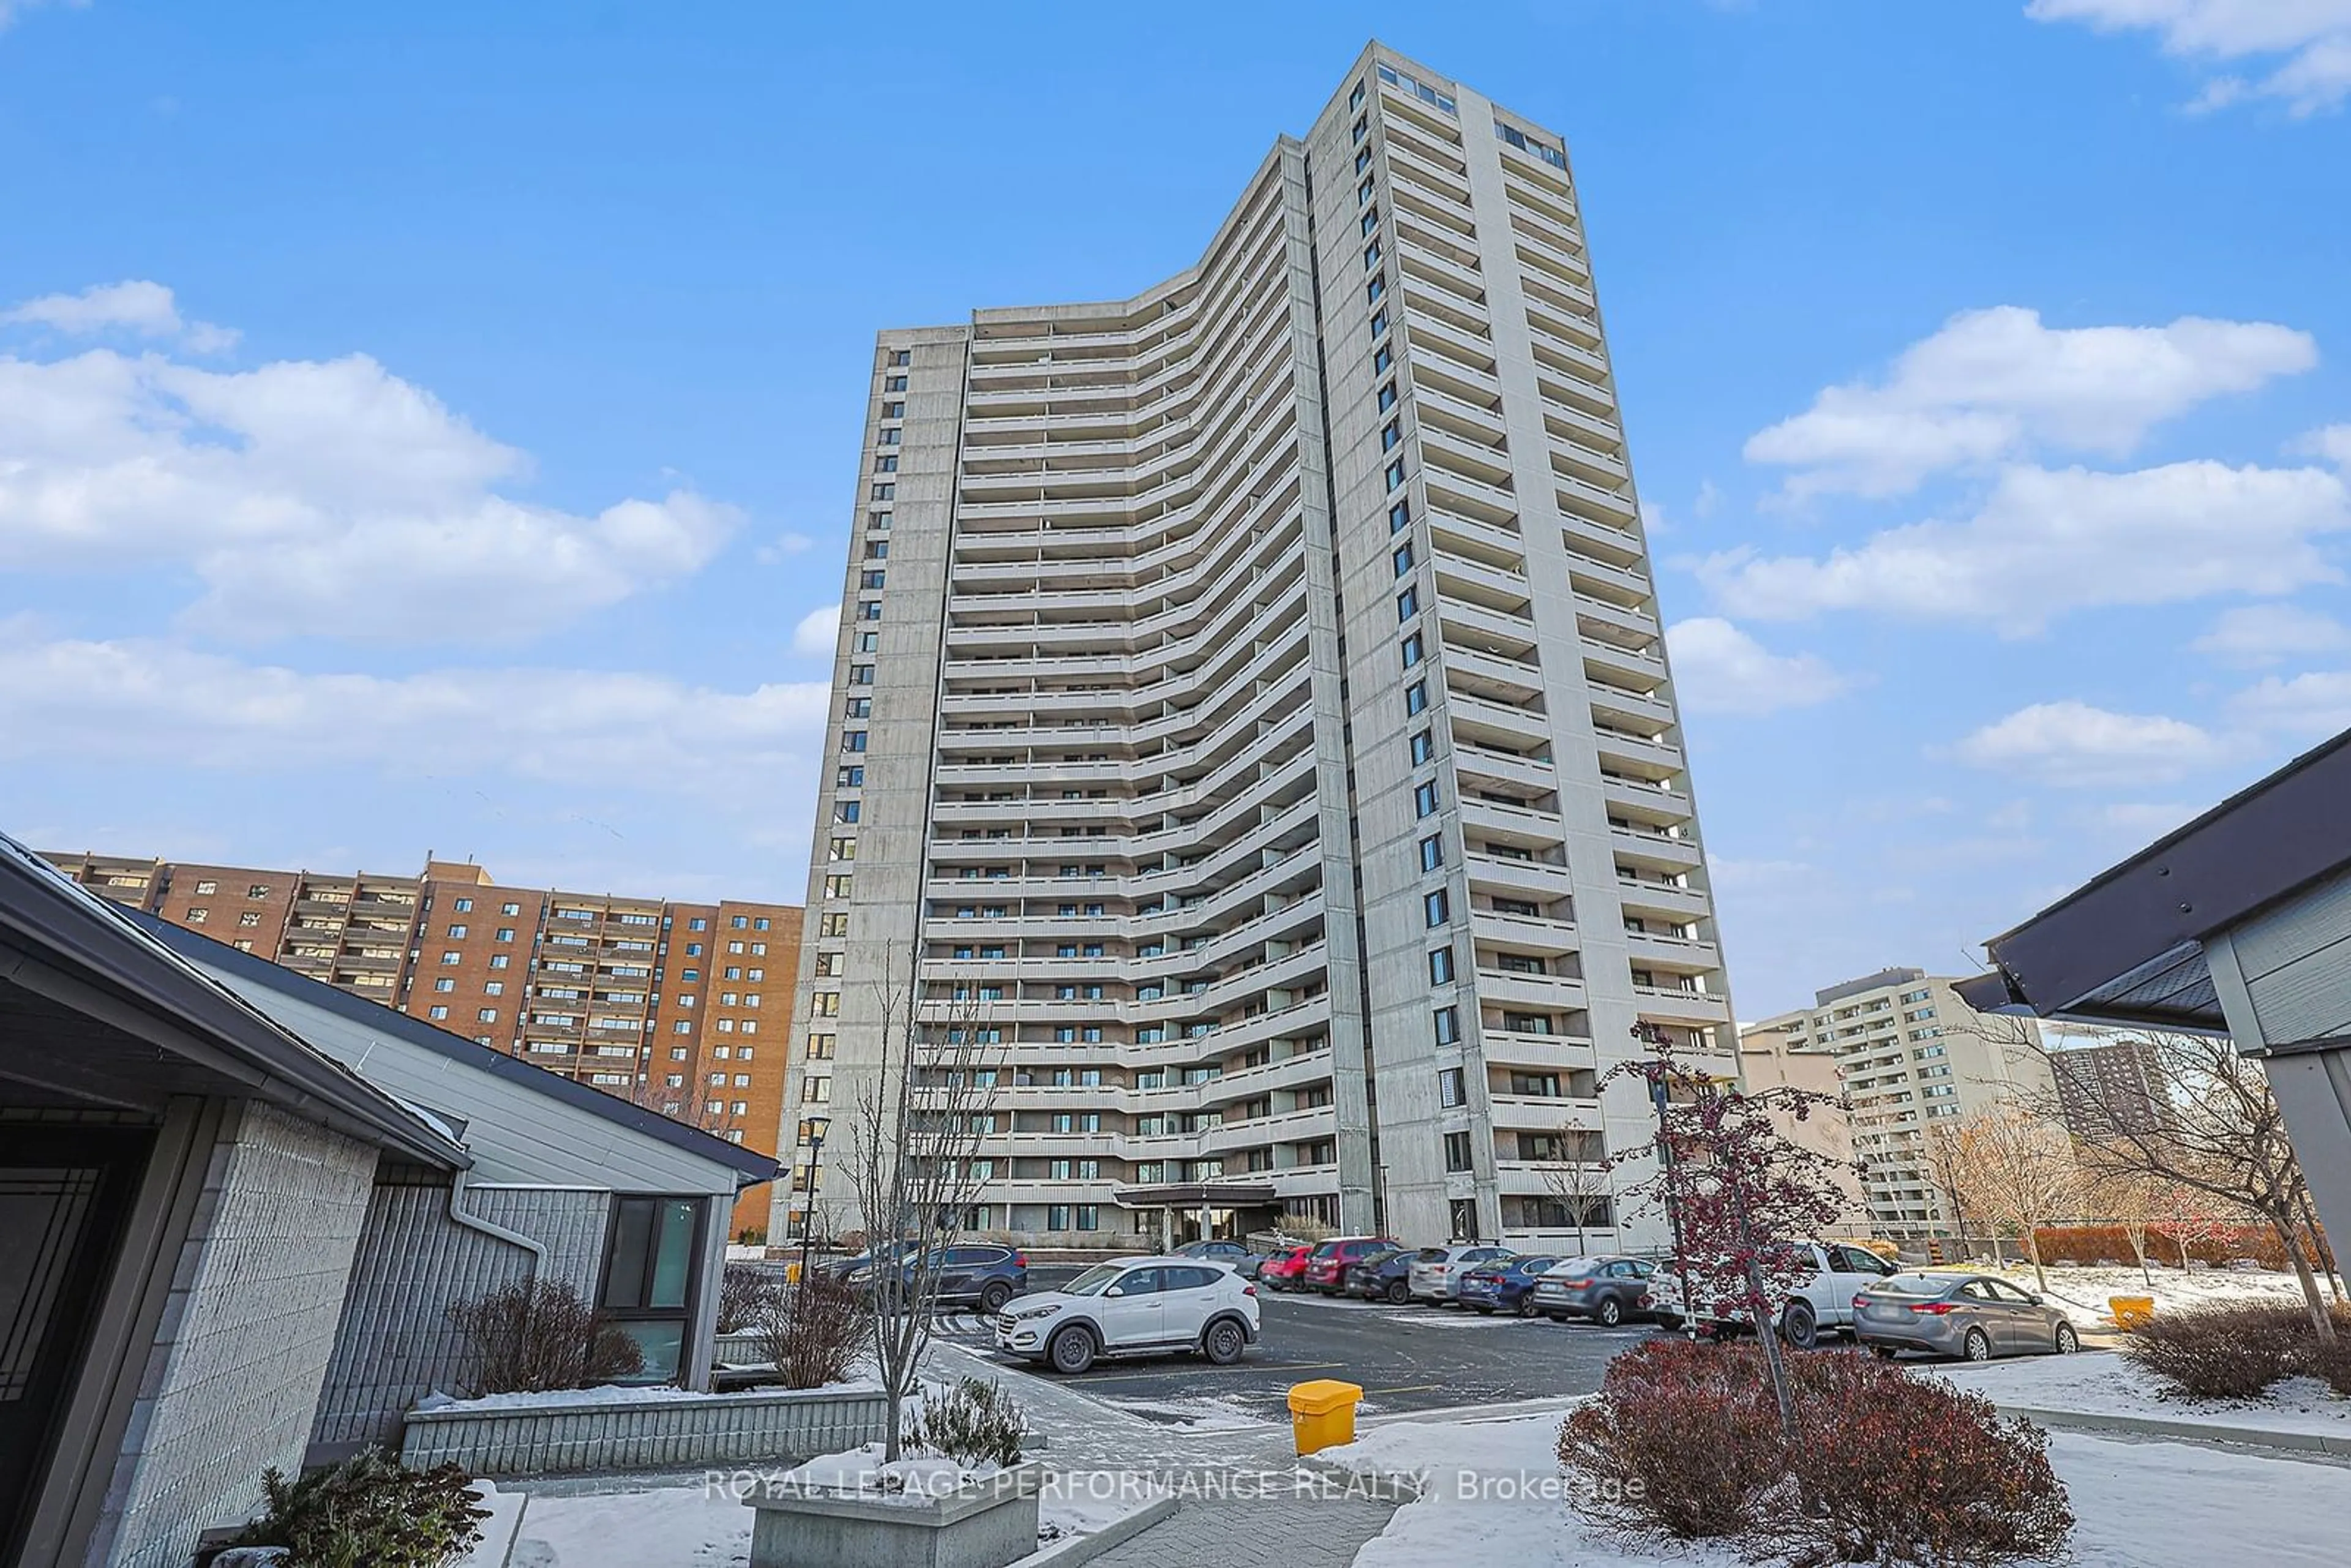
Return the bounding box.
[1657,1240,1897,1348]
[1408,1244,1515,1305]
[993,1257,1259,1374]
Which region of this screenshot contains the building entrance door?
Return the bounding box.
[0,1127,148,1562]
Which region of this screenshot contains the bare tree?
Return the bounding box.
[1987,1022,2336,1345]
[2083,1158,2167,1288]
[1921,1121,1986,1262]
[1948,1105,2081,1292]
[833,951,1005,1460]
[1531,1130,1612,1258]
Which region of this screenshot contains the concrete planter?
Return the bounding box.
[399,1386,890,1477]
[746,1460,1044,1568]
[714,1329,770,1364]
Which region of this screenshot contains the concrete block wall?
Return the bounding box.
[309,1178,611,1456]
[96,1100,379,1568]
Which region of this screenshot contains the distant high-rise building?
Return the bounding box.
[42,848,800,1239]
[1750,967,2053,1241]
[2050,1038,2165,1139]
[781,44,1736,1253]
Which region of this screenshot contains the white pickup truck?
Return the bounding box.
[1650,1240,1898,1349]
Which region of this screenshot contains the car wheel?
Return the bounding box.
[1779,1300,1819,1351]
[978,1281,1013,1315]
[1517,1294,1540,1318]
[1595,1296,1625,1329]
[1048,1326,1098,1374]
[1202,1317,1247,1365]
[1962,1327,1993,1362]
[1385,1278,1409,1305]
[2055,1322,2080,1355]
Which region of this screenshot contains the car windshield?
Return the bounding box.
[1415,1248,1448,1262]
[1876,1273,1960,1296]
[1059,1264,1125,1296]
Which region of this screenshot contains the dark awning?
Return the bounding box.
[1112,1182,1280,1210]
[1969,726,2351,1031]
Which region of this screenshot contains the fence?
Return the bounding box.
[399,1386,890,1477]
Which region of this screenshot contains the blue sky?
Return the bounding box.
[2,1,2347,1015]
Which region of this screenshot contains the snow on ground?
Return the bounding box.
[1104,1393,1278,1431]
[1324,1406,2351,1568]
[1972,1262,2316,1329]
[416,1378,880,1414]
[1931,1349,2351,1435]
[503,1466,1163,1567]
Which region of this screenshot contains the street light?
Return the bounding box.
[796,1114,831,1291]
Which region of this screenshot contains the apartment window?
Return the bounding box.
[1351,114,1368,144]
[186,908,208,923]
[1350,80,1366,111]
[433,977,456,993]
[857,600,882,620]
[1370,305,1389,339]
[1425,888,1450,927]
[1378,380,1397,411]
[1409,729,1434,765]
[881,402,903,418]
[438,951,460,966]
[885,374,907,391]
[1385,457,1406,492]
[500,901,520,916]
[1389,498,1411,535]
[1381,418,1402,452]
[1397,585,1419,621]
[1415,781,1440,818]
[890,350,910,366]
[844,697,870,718]
[854,631,879,653]
[1400,631,1423,669]
[427,1005,449,1020]
[486,981,503,996]
[1374,342,1393,375]
[1419,833,1444,872]
[1434,1006,1461,1045]
[1356,143,1373,174]
[877,428,900,445]
[1366,273,1385,306]
[859,569,885,589]
[873,455,897,473]
[1428,945,1455,985]
[490,954,509,969]
[1406,680,1428,715]
[835,800,861,823]
[863,542,889,563]
[1444,1131,1473,1173]
[452,897,474,912]
[1363,239,1382,271]
[1361,205,1379,237]
[1357,173,1374,203]
[477,1008,498,1023]
[686,942,704,955]
[247,883,269,898]
[446,923,467,938]
[848,663,875,686]
[493,926,514,942]
[871,483,894,500]
[1439,1066,1466,1107]
[842,730,867,752]
[192,879,218,895]
[824,874,853,898]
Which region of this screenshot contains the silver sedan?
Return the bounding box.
[1853,1272,2082,1361]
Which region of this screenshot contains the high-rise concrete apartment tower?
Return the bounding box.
[780,44,1733,1252]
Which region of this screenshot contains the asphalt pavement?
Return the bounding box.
[935,1272,1663,1427]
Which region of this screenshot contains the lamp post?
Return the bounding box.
[1633,1021,1698,1342]
[796,1114,831,1292]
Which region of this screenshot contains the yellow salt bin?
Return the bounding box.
[1289,1379,1365,1455]
[2110,1296,2156,1329]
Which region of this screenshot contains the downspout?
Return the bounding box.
[447,1168,547,1277]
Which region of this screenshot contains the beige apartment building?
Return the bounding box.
[779,44,1735,1254]
[1749,967,2052,1241]
[1736,1018,1869,1235]
[42,850,800,1239]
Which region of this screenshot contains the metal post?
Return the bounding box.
[796,1120,829,1292]
[1638,1023,1697,1342]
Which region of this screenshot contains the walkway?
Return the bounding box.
[1086,1491,1398,1568]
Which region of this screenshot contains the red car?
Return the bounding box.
[1303,1237,1402,1294]
[1258,1245,1313,1291]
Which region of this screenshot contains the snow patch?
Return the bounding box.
[1927,1349,2351,1435]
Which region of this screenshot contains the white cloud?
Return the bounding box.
[0,628,831,784]
[2099,800,2200,836]
[2189,602,2351,665]
[2233,667,2351,736]
[1953,700,2222,787]
[2297,422,2351,465]
[1700,459,2350,632]
[756,531,818,565]
[1664,618,1854,715]
[792,602,842,658]
[2028,0,2351,116]
[1744,307,2316,498]
[4,279,239,352]
[0,319,742,641]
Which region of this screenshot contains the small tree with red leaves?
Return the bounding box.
[1603,1027,1857,1441]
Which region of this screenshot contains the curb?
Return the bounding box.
[1998,1403,2351,1459]
[1024,1492,1179,1566]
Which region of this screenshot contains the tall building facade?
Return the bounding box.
[1753,967,2053,1241]
[42,849,800,1239]
[2050,1037,2164,1139]
[782,45,1734,1253]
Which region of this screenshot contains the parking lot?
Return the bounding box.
[936,1269,1665,1427]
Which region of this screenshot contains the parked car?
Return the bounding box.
[1171,1238,1265,1278]
[1352,1247,1436,1305]
[1532,1255,1662,1326]
[1409,1243,1517,1305]
[1678,1240,1899,1348]
[1259,1245,1314,1291]
[1853,1272,2082,1362]
[992,1257,1259,1374]
[860,1244,1030,1315]
[1457,1255,1558,1316]
[1304,1236,1402,1294]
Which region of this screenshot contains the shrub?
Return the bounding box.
[1559,1340,2073,1566]
[1778,1352,2074,1567]
[446,1278,642,1395]
[228,1450,487,1568]
[909,1376,1028,1468]
[1274,1210,1336,1242]
[718,1263,781,1334]
[2123,1302,2308,1399]
[2308,1311,2351,1397]
[763,1274,867,1389]
[1558,1338,1789,1539]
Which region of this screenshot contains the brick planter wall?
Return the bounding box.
[399,1386,889,1477]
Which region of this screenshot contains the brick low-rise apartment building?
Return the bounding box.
[42,849,801,1240]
